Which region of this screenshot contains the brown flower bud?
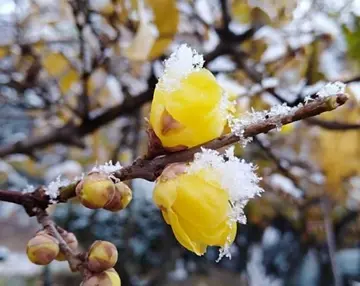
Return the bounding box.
[158,163,187,182]
[76,172,115,209]
[56,231,78,261]
[87,240,118,273]
[104,182,132,212]
[81,268,121,286]
[26,233,59,265]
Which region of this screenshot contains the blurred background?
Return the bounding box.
[0,0,360,285]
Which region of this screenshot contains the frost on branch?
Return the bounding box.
[228,103,298,146]
[91,160,122,174]
[317,81,346,98]
[157,44,204,92]
[305,81,346,103]
[46,176,70,203]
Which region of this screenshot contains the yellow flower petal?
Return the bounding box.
[177,214,237,247]
[149,68,228,148]
[153,179,178,209]
[164,69,222,126]
[172,173,228,227]
[167,208,207,255]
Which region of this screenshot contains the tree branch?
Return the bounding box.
[36,209,85,273]
[321,197,343,286]
[0,93,348,209]
[306,118,360,130]
[0,74,156,158]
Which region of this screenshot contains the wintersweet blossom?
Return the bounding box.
[149,44,233,149]
[153,148,263,258]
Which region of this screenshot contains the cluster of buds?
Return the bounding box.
[76,172,132,211]
[82,240,120,286]
[26,229,78,265]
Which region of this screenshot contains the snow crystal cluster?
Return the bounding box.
[188,147,263,223]
[91,160,122,174]
[228,103,298,147]
[305,81,346,103]
[157,44,204,92]
[46,176,70,204]
[187,147,264,260]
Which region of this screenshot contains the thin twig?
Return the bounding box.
[306,118,360,130]
[321,197,343,286]
[36,209,86,273]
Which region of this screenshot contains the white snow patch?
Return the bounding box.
[45,160,83,183]
[348,82,360,103]
[158,44,204,92]
[262,226,281,247]
[216,73,247,96]
[228,103,299,146]
[188,147,263,223]
[22,185,35,193]
[247,245,283,286]
[91,160,122,174]
[46,176,70,203]
[262,77,279,89]
[269,173,303,198]
[316,81,346,98]
[207,55,235,71]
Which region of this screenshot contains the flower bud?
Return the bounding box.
[104,182,132,212]
[81,268,121,286]
[76,172,115,209]
[56,231,78,261]
[87,240,118,273]
[26,233,59,265]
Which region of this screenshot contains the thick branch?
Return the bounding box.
[0,93,348,209]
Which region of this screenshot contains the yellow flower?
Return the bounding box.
[153,164,237,255]
[149,68,228,148]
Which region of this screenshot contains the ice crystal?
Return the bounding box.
[91,160,122,174]
[46,176,70,204]
[188,147,263,230]
[157,44,204,92]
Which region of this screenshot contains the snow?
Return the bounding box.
[262,226,281,247]
[22,185,35,194]
[216,73,247,96]
[45,176,70,203]
[207,56,236,71]
[247,245,283,286]
[348,82,360,102]
[188,147,263,224]
[195,0,213,25]
[316,81,346,98]
[262,77,279,89]
[228,103,298,146]
[45,160,83,183]
[158,44,204,92]
[91,160,122,174]
[269,174,303,199]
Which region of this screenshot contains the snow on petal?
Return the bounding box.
[188,147,264,223]
[158,44,204,92]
